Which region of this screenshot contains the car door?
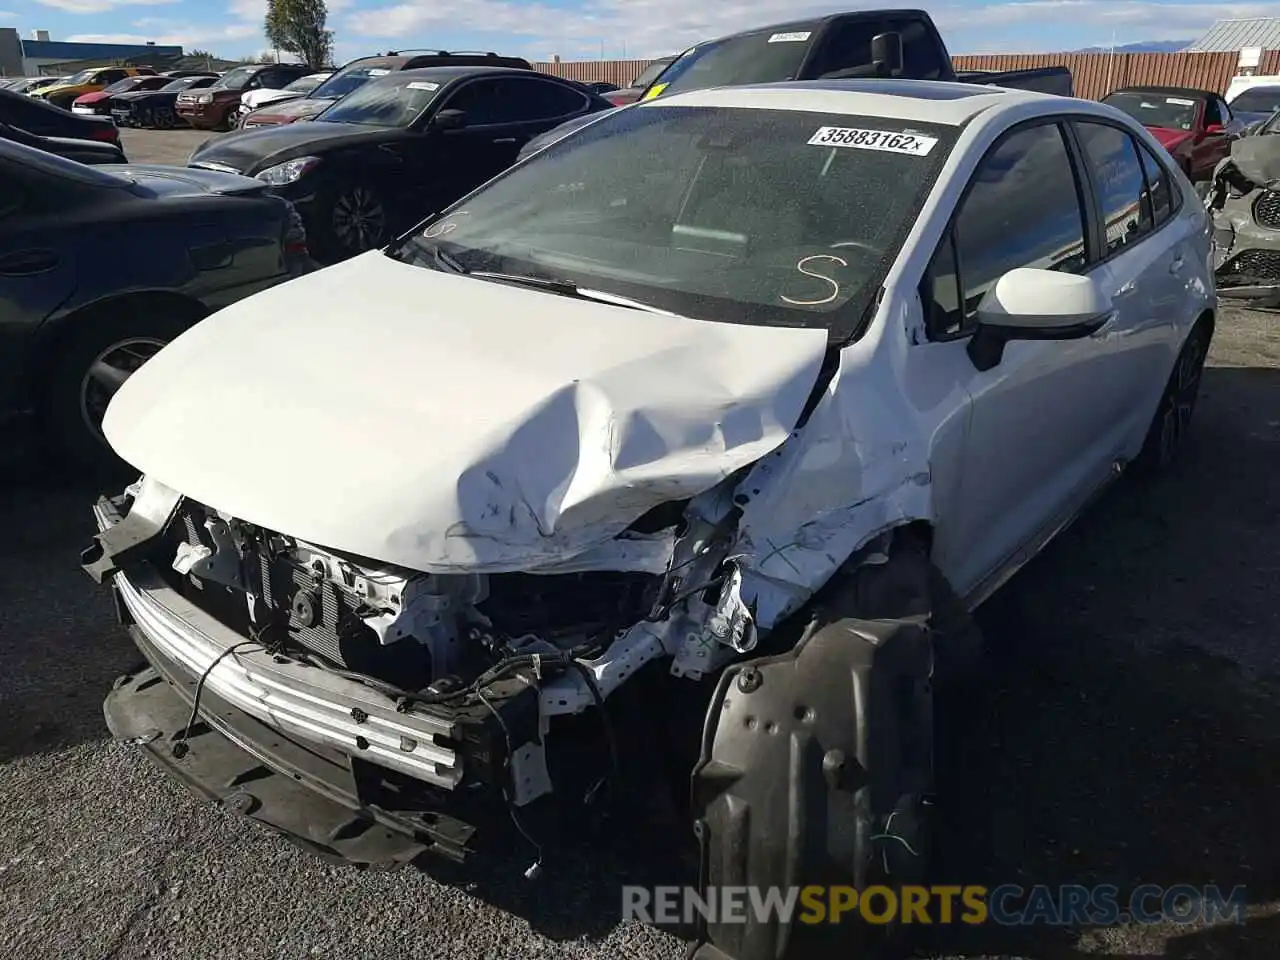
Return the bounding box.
[0,160,77,414]
[921,119,1129,597]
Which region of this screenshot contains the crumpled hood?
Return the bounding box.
[103,252,828,574]
[1148,126,1193,150]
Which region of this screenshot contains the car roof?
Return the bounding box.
[379,65,552,83]
[650,78,1056,126]
[1109,85,1214,99]
[705,8,929,41]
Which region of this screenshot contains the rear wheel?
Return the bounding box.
[1135,319,1211,475]
[40,306,199,470]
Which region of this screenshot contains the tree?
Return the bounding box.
[265,0,333,70]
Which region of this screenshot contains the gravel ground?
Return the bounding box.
[119,126,214,165]
[1,275,1278,957]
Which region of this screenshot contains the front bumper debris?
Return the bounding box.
[105,640,473,865]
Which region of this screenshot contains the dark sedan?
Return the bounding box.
[0,138,313,467]
[112,74,219,128]
[0,85,120,144]
[188,66,613,263]
[1,120,127,163]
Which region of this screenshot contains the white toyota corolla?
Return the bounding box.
[83,80,1213,956]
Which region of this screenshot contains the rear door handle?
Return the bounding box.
[0,249,59,276]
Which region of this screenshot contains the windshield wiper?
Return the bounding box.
[469,271,671,314]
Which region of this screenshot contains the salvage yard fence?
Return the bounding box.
[536,50,1280,101]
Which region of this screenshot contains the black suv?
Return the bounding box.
[240,50,533,128]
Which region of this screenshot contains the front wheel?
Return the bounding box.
[40,308,198,469]
[312,182,390,263]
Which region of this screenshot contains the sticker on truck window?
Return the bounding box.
[768,31,812,42]
[807,126,939,156]
[1166,97,1196,105]
[407,81,440,91]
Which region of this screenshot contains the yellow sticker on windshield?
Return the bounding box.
[642,82,669,101]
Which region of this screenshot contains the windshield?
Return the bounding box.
[1103,91,1200,131]
[211,66,258,91]
[162,76,204,92]
[393,105,953,336]
[316,73,442,126]
[286,73,328,93]
[310,63,396,100]
[62,69,99,86]
[629,58,674,89]
[655,32,812,98]
[1231,87,1280,115]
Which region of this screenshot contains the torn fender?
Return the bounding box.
[690,613,934,960]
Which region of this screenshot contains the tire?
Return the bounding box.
[1134,319,1211,475]
[311,182,391,264]
[40,306,199,470]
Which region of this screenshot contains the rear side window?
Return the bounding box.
[1135,138,1178,227]
[99,70,128,85]
[1073,121,1153,255]
[507,78,589,121]
[924,122,1087,339]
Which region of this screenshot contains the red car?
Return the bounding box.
[1102,85,1244,182]
[71,75,173,117]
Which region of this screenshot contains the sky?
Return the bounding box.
[0,0,1275,64]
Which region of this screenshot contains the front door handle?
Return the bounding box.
[492,137,519,144]
[1169,255,1186,275]
[0,249,59,277]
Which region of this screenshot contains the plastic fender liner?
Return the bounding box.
[690,616,934,960]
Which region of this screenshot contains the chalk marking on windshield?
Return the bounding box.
[781,255,847,306]
[1167,97,1196,106]
[407,81,440,91]
[423,211,470,238]
[808,126,938,156]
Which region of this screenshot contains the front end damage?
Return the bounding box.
[1208,135,1280,307]
[83,266,942,956]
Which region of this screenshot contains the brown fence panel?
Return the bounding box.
[953,51,1242,99]
[535,59,656,87]
[538,51,1268,100]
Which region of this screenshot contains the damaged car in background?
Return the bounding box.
[83,81,1214,960]
[1207,128,1280,307]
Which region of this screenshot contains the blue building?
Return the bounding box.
[0,28,184,77]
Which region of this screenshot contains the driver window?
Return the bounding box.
[442,80,512,125]
[923,121,1087,340]
[1203,97,1224,127]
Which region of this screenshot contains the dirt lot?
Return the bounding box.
[0,168,1278,957]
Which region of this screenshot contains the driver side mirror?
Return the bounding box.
[871,32,904,78]
[1204,123,1226,136]
[431,108,468,132]
[966,268,1114,372]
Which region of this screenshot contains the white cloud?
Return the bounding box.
[35,0,174,13]
[0,10,16,18]
[343,0,1277,57]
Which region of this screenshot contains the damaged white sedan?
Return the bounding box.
[83,80,1214,959]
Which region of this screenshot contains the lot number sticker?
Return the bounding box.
[768,31,812,42]
[808,126,938,156]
